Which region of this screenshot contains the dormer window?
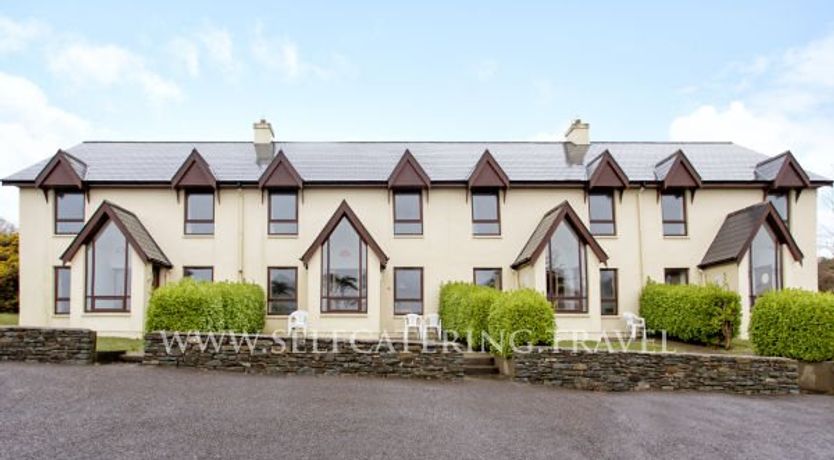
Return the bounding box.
[661,191,687,236]
[767,191,789,226]
[55,191,85,234]
[472,191,500,236]
[589,191,615,235]
[269,191,298,235]
[185,191,214,235]
[394,191,422,235]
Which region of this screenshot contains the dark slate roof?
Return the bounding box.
[699,202,802,269]
[3,141,831,185]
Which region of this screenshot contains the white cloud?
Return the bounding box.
[48,43,182,104]
[0,16,46,54]
[169,25,239,78]
[0,72,91,224]
[169,37,200,77]
[670,30,834,253]
[251,23,355,81]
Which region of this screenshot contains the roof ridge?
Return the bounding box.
[78,140,738,145]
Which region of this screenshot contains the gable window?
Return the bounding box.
[185,191,214,235]
[85,221,130,312]
[269,191,298,235]
[55,191,85,234]
[600,269,618,316]
[750,226,781,305]
[183,266,213,282]
[393,191,422,235]
[767,191,789,226]
[661,191,687,236]
[546,222,587,313]
[268,267,298,315]
[321,218,367,313]
[473,268,502,290]
[54,266,71,315]
[472,191,500,236]
[394,267,423,315]
[664,268,689,285]
[589,191,616,236]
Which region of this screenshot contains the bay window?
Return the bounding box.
[321,218,367,313]
[750,226,781,305]
[86,221,131,312]
[546,222,587,313]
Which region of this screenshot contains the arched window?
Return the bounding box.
[750,225,781,305]
[85,221,131,312]
[546,222,587,313]
[321,217,367,312]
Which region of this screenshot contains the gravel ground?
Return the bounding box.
[1,363,833,459]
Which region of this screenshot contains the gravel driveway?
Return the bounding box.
[1,363,833,459]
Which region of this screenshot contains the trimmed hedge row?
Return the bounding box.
[146,278,266,333]
[640,282,740,348]
[439,282,554,356]
[750,289,834,362]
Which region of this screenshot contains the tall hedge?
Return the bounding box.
[146,278,266,333]
[750,289,834,362]
[640,282,740,348]
[438,282,501,347]
[487,289,555,357]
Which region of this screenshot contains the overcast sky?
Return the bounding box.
[1,1,832,246]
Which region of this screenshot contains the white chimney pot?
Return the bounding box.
[564,119,590,145]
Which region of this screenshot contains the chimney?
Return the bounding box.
[564,119,589,145]
[253,119,275,166]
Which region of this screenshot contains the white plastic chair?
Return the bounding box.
[622,312,646,341]
[403,314,422,339]
[287,311,308,337]
[421,314,442,340]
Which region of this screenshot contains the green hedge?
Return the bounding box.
[487,289,555,357]
[145,278,266,333]
[640,281,740,348]
[438,282,500,348]
[750,289,834,362]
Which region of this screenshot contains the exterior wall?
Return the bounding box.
[17,184,821,338]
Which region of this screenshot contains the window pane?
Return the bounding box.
[327,219,360,297]
[269,222,298,234]
[185,222,214,234]
[472,193,498,220]
[751,227,778,298]
[394,192,420,220]
[558,299,585,312]
[549,223,583,298]
[184,267,213,282]
[93,222,128,297]
[473,222,500,235]
[394,301,423,315]
[394,222,422,235]
[664,269,688,285]
[187,193,214,220]
[57,268,71,298]
[269,269,296,300]
[474,269,501,289]
[600,270,615,299]
[56,221,84,234]
[663,223,686,236]
[55,300,70,314]
[589,192,613,220]
[57,192,84,220]
[601,301,617,316]
[767,193,788,222]
[395,269,421,300]
[270,193,297,220]
[661,192,684,221]
[94,298,124,310]
[269,300,296,316]
[590,222,615,235]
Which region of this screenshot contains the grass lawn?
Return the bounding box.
[0,313,18,326]
[556,337,755,356]
[97,337,144,353]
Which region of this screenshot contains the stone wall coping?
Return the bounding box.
[525,346,798,363]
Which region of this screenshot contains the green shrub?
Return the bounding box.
[438,282,501,348]
[750,289,834,362]
[640,281,740,348]
[487,289,554,357]
[212,281,266,333]
[146,278,224,332]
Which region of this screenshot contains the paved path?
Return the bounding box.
[1,363,833,459]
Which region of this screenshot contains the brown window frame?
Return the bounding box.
[588,190,616,236]
[766,191,790,227]
[54,190,85,235]
[546,223,588,314]
[749,225,782,307]
[321,222,368,314]
[473,267,502,290]
[183,266,214,282]
[393,267,424,315]
[600,268,618,316]
[267,266,298,316]
[85,223,131,313]
[54,266,71,315]
[471,190,501,236]
[268,190,299,235]
[661,190,688,236]
[393,190,423,235]
[664,268,689,285]
[184,190,215,235]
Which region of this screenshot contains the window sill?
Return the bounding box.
[52,234,77,238]
[472,235,502,239]
[663,235,690,240]
[601,315,622,319]
[594,235,618,240]
[183,234,215,239]
[51,315,70,319]
[267,234,299,240]
[319,313,368,318]
[266,314,292,318]
[81,312,132,317]
[555,313,591,318]
[393,234,424,239]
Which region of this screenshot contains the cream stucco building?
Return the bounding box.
[2,119,829,339]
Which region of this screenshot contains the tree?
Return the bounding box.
[0,233,19,312]
[819,257,834,292]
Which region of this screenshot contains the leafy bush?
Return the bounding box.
[640,281,740,348]
[146,278,266,333]
[750,289,834,362]
[146,278,224,332]
[0,233,18,313]
[487,289,554,357]
[438,282,501,348]
[212,281,266,333]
